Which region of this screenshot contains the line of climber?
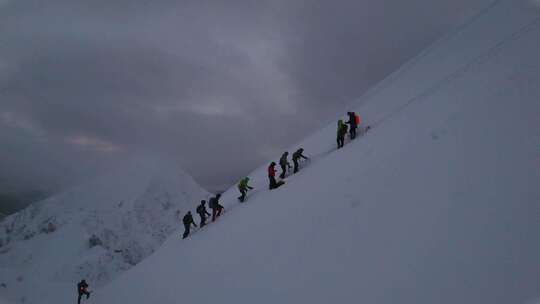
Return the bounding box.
[181,111,367,239]
[181,193,224,239]
[337,111,369,149]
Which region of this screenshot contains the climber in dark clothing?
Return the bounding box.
[292,148,309,174]
[279,152,291,179]
[209,194,224,222]
[346,111,358,139]
[268,162,285,190]
[182,211,197,239]
[77,279,90,304]
[337,120,348,149]
[196,200,211,228]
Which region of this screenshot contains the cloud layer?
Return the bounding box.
[0,0,493,193]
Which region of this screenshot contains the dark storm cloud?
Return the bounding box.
[0,0,493,195]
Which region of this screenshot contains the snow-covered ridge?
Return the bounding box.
[0,157,209,303]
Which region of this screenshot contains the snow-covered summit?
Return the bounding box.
[0,156,209,303]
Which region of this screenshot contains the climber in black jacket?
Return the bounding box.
[196,200,211,228]
[77,279,90,304]
[182,211,197,239]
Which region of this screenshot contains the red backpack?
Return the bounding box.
[355,114,360,125]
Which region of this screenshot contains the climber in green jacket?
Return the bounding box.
[337,119,348,149]
[237,177,254,202]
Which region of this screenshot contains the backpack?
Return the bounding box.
[355,114,360,125]
[196,205,203,214]
[238,179,246,190]
[209,197,217,209]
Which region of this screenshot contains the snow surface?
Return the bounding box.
[0,156,209,304]
[86,1,540,304]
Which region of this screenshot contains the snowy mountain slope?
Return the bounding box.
[89,1,540,304]
[0,157,209,304]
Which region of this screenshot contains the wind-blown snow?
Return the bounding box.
[0,157,209,304]
[86,1,540,304]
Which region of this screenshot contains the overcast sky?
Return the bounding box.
[0,0,494,196]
